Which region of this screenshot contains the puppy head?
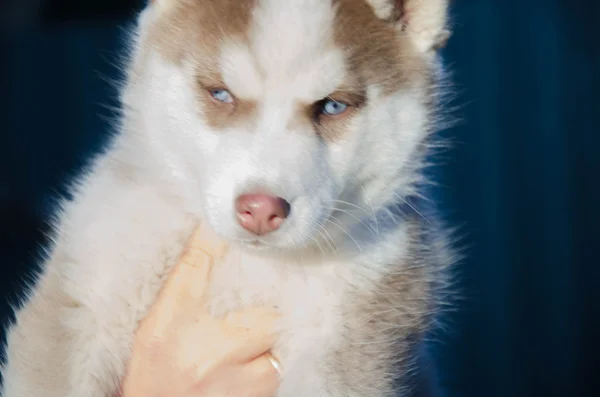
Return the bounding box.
[124,0,450,255]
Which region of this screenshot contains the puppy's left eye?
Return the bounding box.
[320,99,348,116]
[210,89,234,104]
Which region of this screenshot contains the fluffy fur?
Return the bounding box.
[1,1,457,396]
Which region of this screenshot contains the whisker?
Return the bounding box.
[311,234,326,256]
[361,185,380,236]
[326,207,377,237]
[325,217,362,253]
[394,193,431,224]
[330,199,371,216]
[303,211,337,254]
[316,223,338,253]
[305,223,328,256]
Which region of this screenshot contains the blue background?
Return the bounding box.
[1,1,599,395]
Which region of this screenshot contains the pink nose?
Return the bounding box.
[235,194,291,236]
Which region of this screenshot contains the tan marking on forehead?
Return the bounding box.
[147,0,256,65]
[332,0,430,96]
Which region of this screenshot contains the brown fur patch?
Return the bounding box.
[147,0,255,64]
[299,0,433,142]
[146,0,258,130]
[323,219,440,395]
[332,0,430,96]
[304,91,366,141]
[198,91,258,131]
[279,86,364,142]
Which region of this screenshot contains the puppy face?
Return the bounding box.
[128,0,445,254]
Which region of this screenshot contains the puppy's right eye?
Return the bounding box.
[321,99,348,116]
[209,89,234,104]
[312,98,350,121]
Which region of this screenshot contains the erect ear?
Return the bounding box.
[147,0,180,13]
[366,0,451,53]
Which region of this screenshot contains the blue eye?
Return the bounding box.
[321,99,348,116]
[210,89,234,103]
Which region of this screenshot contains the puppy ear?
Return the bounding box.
[366,0,451,53]
[148,0,181,13]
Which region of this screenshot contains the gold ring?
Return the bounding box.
[265,353,282,375]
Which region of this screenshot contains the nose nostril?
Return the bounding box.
[235,194,292,235]
[278,199,291,219]
[237,211,253,221]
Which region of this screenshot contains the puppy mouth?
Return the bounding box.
[247,239,266,246]
[236,238,273,250]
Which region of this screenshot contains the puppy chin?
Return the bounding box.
[231,228,316,257]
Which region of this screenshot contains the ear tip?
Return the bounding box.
[369,0,452,52]
[390,0,406,22]
[148,0,180,13]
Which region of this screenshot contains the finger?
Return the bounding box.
[167,224,227,300]
[227,355,280,397]
[225,307,281,334]
[194,353,280,397]
[262,352,283,377]
[149,225,227,325]
[240,353,282,395]
[224,308,282,362]
[186,222,229,260]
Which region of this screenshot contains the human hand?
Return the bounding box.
[120,224,282,397]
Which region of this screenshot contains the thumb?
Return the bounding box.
[223,307,282,362]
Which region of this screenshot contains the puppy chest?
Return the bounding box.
[206,253,346,354]
[207,253,342,316]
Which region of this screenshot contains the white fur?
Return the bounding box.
[1,0,450,396]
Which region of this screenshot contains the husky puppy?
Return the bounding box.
[1,0,457,396]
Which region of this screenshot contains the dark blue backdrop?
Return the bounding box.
[1,1,599,396]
